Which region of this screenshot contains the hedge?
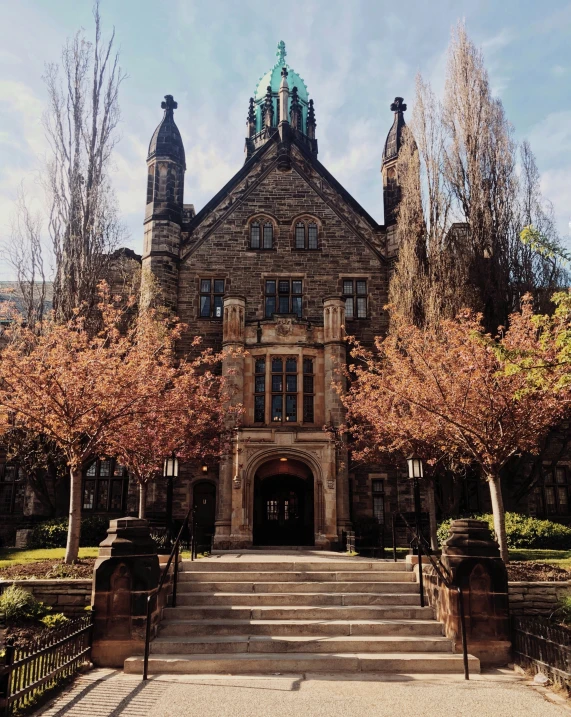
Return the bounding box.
[27,516,109,549]
[437,512,571,550]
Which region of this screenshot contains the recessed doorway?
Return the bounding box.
[253,458,314,546]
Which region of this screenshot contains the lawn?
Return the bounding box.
[0,547,99,569]
[509,548,571,570]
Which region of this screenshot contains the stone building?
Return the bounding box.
[1,42,569,548]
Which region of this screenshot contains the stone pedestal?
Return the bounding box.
[438,519,511,667]
[91,517,160,668]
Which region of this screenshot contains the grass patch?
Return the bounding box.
[0,548,99,568]
[509,548,571,570]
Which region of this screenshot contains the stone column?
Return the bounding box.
[323,297,351,538]
[214,296,246,549]
[438,519,511,667]
[91,518,160,667]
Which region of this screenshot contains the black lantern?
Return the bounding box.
[163,455,179,544]
[406,453,423,553]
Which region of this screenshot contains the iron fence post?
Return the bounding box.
[142,594,153,681]
[392,513,397,562]
[0,637,14,717]
[172,541,180,608]
[457,586,470,680]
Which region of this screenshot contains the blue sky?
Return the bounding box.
[0,0,570,276]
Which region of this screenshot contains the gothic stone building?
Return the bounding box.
[138,42,412,549]
[1,42,569,547]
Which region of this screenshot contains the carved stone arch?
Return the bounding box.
[245,448,325,488]
[289,213,323,250]
[245,212,280,249]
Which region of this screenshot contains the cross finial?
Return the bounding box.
[276,40,287,65]
[281,67,288,78]
[161,95,178,113]
[390,97,407,113]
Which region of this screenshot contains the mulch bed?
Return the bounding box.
[507,561,571,582]
[0,559,95,581]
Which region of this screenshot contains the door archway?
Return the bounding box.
[253,458,314,546]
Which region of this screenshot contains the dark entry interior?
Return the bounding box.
[193,481,216,552]
[253,459,314,546]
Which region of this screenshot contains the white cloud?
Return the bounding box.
[551,65,567,77]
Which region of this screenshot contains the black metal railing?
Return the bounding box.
[143,507,195,681]
[512,616,571,691]
[0,614,93,716]
[392,512,470,680]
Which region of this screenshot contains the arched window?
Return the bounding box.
[263,222,273,249]
[250,221,260,249]
[295,223,305,249]
[292,219,319,250]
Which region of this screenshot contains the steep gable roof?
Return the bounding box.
[181,133,386,263]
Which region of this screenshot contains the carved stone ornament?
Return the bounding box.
[276,318,294,336]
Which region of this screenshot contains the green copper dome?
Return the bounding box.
[254,41,309,103]
[251,41,311,135]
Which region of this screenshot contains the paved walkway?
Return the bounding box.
[37,668,568,717]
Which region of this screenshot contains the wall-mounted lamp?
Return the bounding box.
[201,464,208,474]
[280,457,288,462]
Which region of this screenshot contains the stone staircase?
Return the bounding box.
[124,552,479,675]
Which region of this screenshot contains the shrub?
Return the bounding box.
[28,516,109,549]
[40,613,69,630]
[437,512,571,550]
[0,585,49,623]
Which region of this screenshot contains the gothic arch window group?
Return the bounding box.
[292,217,320,250]
[249,215,277,250]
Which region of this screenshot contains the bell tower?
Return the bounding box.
[141,95,186,311]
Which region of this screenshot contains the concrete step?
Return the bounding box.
[150,635,453,655]
[162,605,434,621]
[175,593,421,607]
[159,618,445,638]
[180,561,410,573]
[178,571,415,583]
[178,581,418,593]
[125,651,480,675]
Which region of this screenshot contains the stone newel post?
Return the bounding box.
[91,518,160,667]
[323,297,351,537]
[439,519,511,666]
[215,296,246,549]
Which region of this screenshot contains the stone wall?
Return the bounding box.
[509,581,571,616]
[0,579,91,617]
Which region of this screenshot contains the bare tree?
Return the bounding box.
[43,1,126,321]
[2,185,47,328]
[390,23,566,332]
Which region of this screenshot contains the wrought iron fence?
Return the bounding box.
[0,613,93,715]
[512,616,571,691]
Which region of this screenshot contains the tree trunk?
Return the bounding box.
[139,482,147,519]
[426,478,439,551]
[64,466,82,564]
[487,471,509,563]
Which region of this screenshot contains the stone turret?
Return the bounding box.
[141,95,185,311]
[382,97,408,259]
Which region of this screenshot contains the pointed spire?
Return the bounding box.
[383,96,407,165]
[279,67,289,130]
[306,99,316,139]
[247,97,256,137]
[290,86,301,130]
[264,85,274,128]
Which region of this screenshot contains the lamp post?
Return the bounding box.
[406,453,424,552]
[163,455,179,547]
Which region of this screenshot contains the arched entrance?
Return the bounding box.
[253,458,314,546]
[192,481,216,553]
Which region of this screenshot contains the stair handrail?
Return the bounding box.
[143,506,196,681]
[392,511,470,680]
